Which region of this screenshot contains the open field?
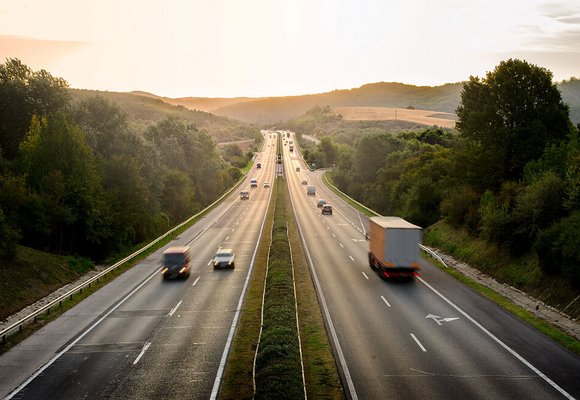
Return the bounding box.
[333,106,457,128]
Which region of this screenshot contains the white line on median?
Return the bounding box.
[349,255,355,262]
[362,272,369,280]
[133,342,152,365]
[410,333,427,352]
[380,296,391,307]
[339,243,344,248]
[192,276,200,287]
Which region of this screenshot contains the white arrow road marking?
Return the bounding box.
[426,314,460,326]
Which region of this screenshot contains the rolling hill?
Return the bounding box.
[68,89,255,142]
[136,80,580,126]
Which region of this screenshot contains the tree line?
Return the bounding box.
[297,60,580,287]
[0,59,251,261]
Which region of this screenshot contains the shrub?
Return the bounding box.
[440,185,479,228]
[535,211,580,286]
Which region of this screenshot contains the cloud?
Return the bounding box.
[529,29,580,52]
[537,2,579,19]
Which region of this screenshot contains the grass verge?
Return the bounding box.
[424,222,580,355]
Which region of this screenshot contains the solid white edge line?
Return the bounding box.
[289,181,359,400]
[168,300,183,317]
[209,171,273,400]
[5,268,161,399]
[417,277,574,399]
[192,276,200,287]
[410,333,427,352]
[133,342,152,365]
[362,272,369,280]
[380,296,391,307]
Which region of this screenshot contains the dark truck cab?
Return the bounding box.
[161,246,191,279]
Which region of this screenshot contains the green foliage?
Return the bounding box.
[440,185,480,229]
[0,60,246,262]
[456,59,570,188]
[0,207,19,260]
[0,59,70,159]
[535,211,580,287]
[255,180,304,400]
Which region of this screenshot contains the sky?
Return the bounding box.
[0,0,579,98]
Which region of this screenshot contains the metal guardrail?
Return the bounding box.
[418,244,448,268]
[1,171,250,344]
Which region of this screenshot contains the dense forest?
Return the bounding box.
[0,59,257,261]
[295,59,580,290]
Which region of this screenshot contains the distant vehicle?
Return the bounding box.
[317,199,327,208]
[264,182,270,188]
[368,216,422,280]
[161,246,191,279]
[240,191,250,200]
[213,248,235,269]
[321,204,333,215]
[257,162,262,169]
[289,145,294,152]
[301,180,308,185]
[250,178,258,187]
[296,167,300,172]
[307,185,316,195]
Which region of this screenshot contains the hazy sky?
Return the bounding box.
[1,0,579,98]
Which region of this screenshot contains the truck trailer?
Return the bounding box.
[368,216,422,279]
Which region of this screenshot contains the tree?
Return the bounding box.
[19,113,109,254]
[0,59,70,159]
[0,207,19,260]
[456,59,570,189]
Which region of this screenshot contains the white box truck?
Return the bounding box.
[368,216,422,279]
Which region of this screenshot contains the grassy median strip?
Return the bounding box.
[254,178,303,399]
[221,174,344,399]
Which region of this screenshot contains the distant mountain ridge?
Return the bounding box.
[130,79,580,125]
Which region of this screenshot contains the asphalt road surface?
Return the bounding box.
[283,132,580,400]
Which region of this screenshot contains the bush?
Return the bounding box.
[535,211,580,287]
[0,207,19,260]
[440,185,479,228]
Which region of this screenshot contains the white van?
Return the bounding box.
[307,185,316,196]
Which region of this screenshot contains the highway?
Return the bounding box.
[0,133,277,399]
[282,132,580,400]
[2,131,579,400]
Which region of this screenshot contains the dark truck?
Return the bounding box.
[161,246,191,279]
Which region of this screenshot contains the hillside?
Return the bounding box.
[130,91,256,113]
[159,80,580,125]
[210,82,463,123]
[69,89,255,142]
